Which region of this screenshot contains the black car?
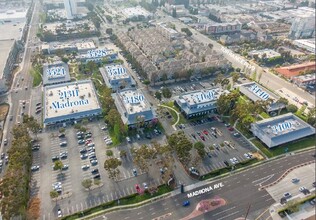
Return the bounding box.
[224,161,229,167]
[58,133,65,138]
[93,174,101,179]
[32,146,40,151]
[89,155,97,160]
[207,152,212,158]
[313,182,316,187]
[36,102,41,106]
[52,156,59,161]
[91,169,99,174]
[79,149,87,154]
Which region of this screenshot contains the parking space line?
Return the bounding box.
[110,192,113,201]
[106,194,109,202]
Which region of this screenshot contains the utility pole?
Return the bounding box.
[244,204,251,220]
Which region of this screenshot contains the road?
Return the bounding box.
[155,10,315,106]
[93,150,315,220]
[0,1,41,177]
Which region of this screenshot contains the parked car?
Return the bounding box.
[59,141,67,147]
[80,154,88,159]
[283,192,292,199]
[61,164,69,170]
[82,164,90,170]
[93,174,101,179]
[132,168,137,176]
[31,165,40,171]
[78,140,85,145]
[292,178,300,183]
[91,169,99,174]
[58,133,65,138]
[52,156,59,161]
[57,209,63,218]
[126,137,131,143]
[90,159,98,165]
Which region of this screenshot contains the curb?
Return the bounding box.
[77,193,172,220]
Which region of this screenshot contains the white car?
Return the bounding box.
[233,157,238,163]
[143,182,148,189]
[126,137,131,143]
[57,209,63,217]
[229,158,236,164]
[82,164,90,170]
[31,165,40,171]
[105,140,113,145]
[244,153,251,159]
[299,186,306,192]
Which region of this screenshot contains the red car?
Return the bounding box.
[85,139,92,145]
[203,130,209,135]
[200,135,205,141]
[228,127,234,131]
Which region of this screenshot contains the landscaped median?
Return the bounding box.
[200,158,260,180]
[61,185,172,220]
[278,194,316,218]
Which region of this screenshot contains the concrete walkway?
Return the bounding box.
[158,104,180,130]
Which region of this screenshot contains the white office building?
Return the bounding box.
[251,113,315,148]
[99,64,136,92]
[174,88,224,118]
[64,0,77,19]
[112,89,157,127]
[43,80,102,126]
[42,61,71,86]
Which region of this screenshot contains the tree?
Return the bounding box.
[286,200,300,213]
[104,158,122,180]
[277,97,289,105]
[307,108,316,127]
[155,91,162,101]
[143,79,150,88]
[194,142,206,158]
[167,132,193,166]
[81,179,92,190]
[230,72,240,84]
[50,190,59,200]
[106,28,113,35]
[53,160,64,173]
[286,104,298,113]
[27,197,41,220]
[216,91,239,116]
[162,87,172,98]
[106,150,113,157]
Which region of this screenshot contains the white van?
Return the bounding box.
[87,143,95,147]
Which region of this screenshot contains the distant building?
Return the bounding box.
[43,80,102,126]
[112,88,157,127]
[76,48,118,63]
[204,21,241,35]
[64,0,77,19]
[248,49,281,59]
[251,113,315,148]
[42,61,71,86]
[41,40,96,55]
[237,82,285,113]
[174,88,225,119]
[121,6,152,20]
[289,15,315,39]
[292,73,316,88]
[275,62,316,78]
[156,23,181,40]
[293,38,315,53]
[99,64,136,92]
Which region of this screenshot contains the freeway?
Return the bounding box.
[92,150,315,220]
[0,2,41,177]
[155,10,315,106]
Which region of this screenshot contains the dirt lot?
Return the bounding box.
[0,103,9,121]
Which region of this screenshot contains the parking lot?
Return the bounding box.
[180,118,256,175]
[30,120,167,219]
[266,164,316,203]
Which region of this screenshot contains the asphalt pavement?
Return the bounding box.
[0,1,41,177]
[92,149,315,220]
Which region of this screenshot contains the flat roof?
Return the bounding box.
[180,88,220,106]
[251,113,315,148]
[293,73,316,82]
[0,22,25,41]
[76,41,96,51]
[238,82,279,102]
[42,62,71,85]
[0,39,15,79]
[117,89,150,114]
[0,9,27,20]
[294,38,315,49]
[104,64,129,80]
[77,48,116,59]
[44,80,101,123]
